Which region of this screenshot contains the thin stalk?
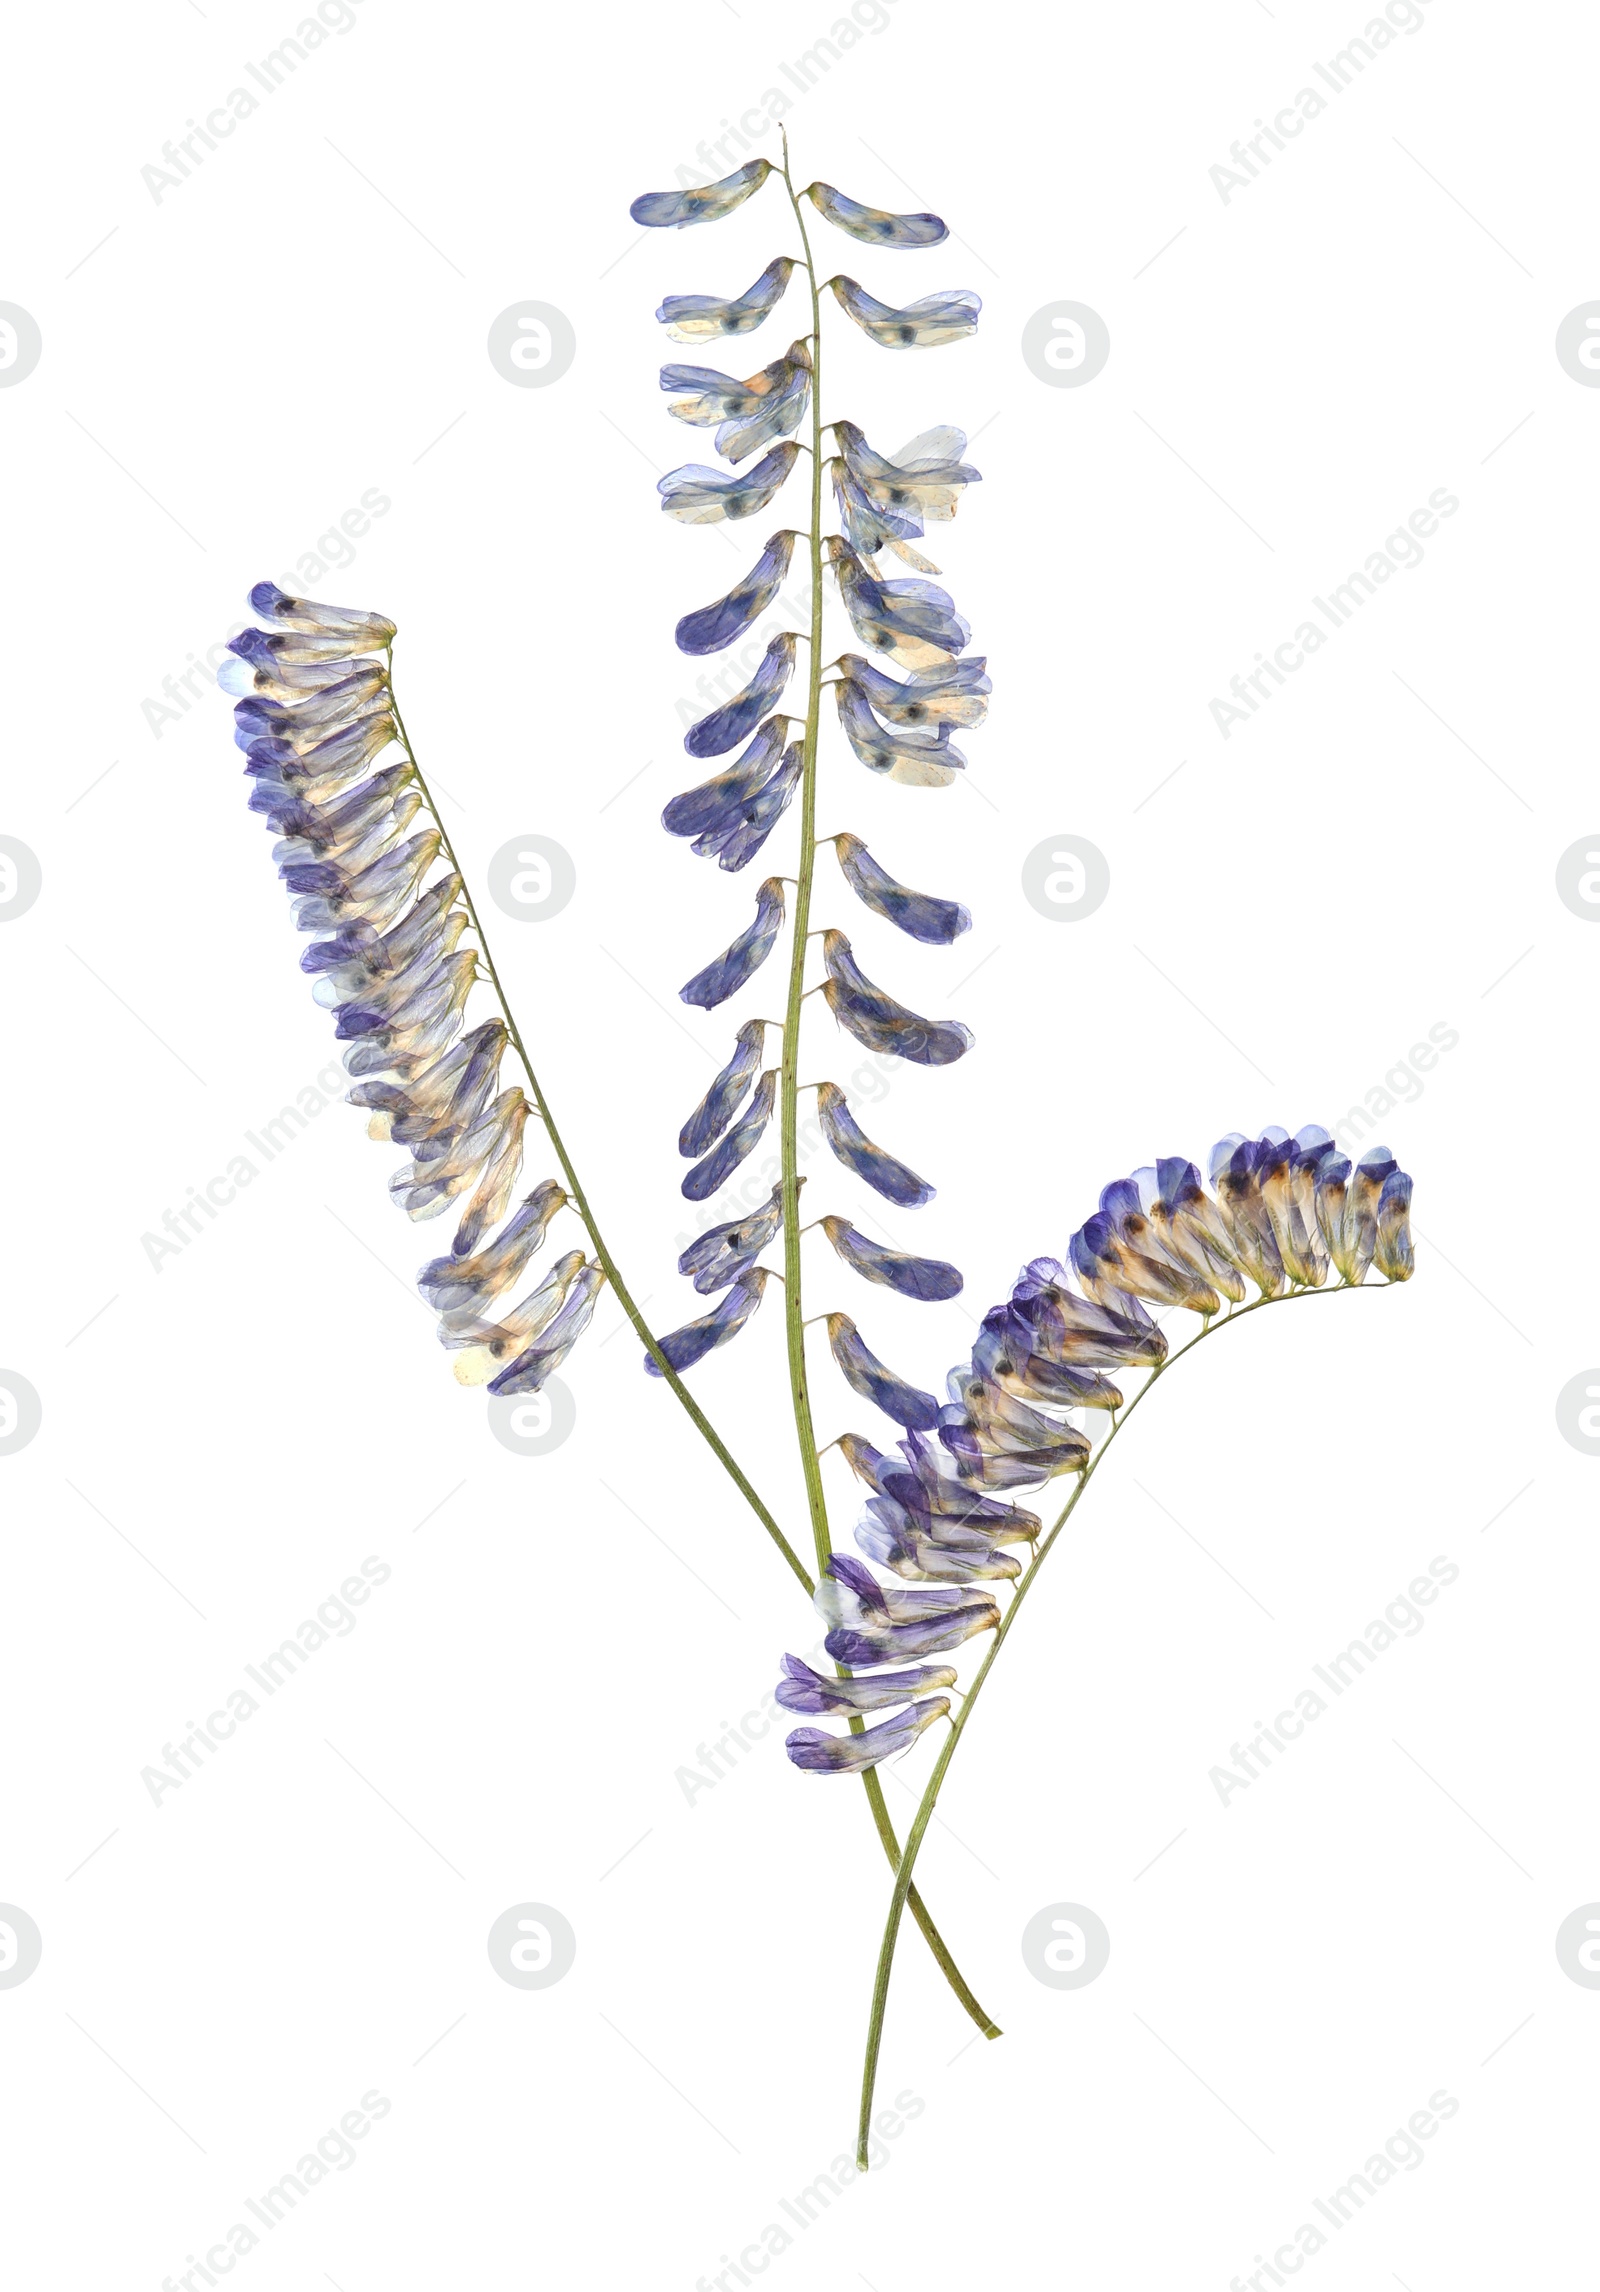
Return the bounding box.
[391,657,992,2029]
[769,141,998,2044]
[853,1278,1394,2164]
[384,644,811,1595]
[775,135,833,1574]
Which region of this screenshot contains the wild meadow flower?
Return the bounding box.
[635,135,990,1439]
[224,583,605,1400]
[231,131,1428,2171]
[779,1127,1414,1784]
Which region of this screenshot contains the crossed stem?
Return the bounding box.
[853,1277,1397,2166]
[386,458,1000,2039]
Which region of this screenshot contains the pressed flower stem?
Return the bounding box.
[852,1278,1395,2166]
[384,644,811,1596]
[773,139,998,2046]
[774,140,834,1577]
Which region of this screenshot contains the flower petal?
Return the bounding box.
[834,680,964,786]
[821,934,974,1066]
[678,878,785,1010]
[678,1019,767,1158]
[821,1215,962,1302]
[815,1081,934,1207]
[487,1261,604,1395]
[834,832,970,942]
[675,531,798,655]
[681,1069,778,1201]
[803,181,948,247]
[827,274,981,348]
[835,651,990,729]
[683,633,798,756]
[776,1654,957,1715]
[631,158,773,230]
[657,256,797,342]
[784,1696,950,1773]
[644,1267,769,1374]
[828,539,971,670]
[678,1183,784,1294]
[659,442,801,527]
[826,1311,941,1430]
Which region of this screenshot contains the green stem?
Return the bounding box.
[384,645,812,1595]
[770,141,997,2044]
[853,1278,1393,2165]
[775,137,833,1575]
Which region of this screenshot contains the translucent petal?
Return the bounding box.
[663,719,788,837]
[679,1182,784,1295]
[827,274,981,348]
[684,634,798,757]
[834,832,969,943]
[675,531,797,655]
[856,1503,1019,1583]
[657,256,797,342]
[672,1027,767,1168]
[247,584,396,643]
[828,539,971,671]
[821,1216,961,1302]
[644,1266,769,1374]
[970,1311,1124,1410]
[681,1069,778,1201]
[679,1019,767,1158]
[678,878,785,1010]
[839,1431,1040,1539]
[830,458,936,568]
[347,1016,501,1135]
[833,681,963,787]
[659,442,801,527]
[821,932,973,1066]
[1069,1209,1220,1320]
[677,742,800,871]
[1374,1167,1414,1282]
[835,420,980,524]
[1006,1264,1167,1368]
[824,1608,996,1667]
[388,1087,526,1229]
[419,1179,569,1319]
[815,1081,934,1207]
[835,653,990,729]
[816,1550,988,1627]
[784,1697,950,1773]
[1208,1136,1289,1297]
[452,1095,532,1257]
[229,623,386,669]
[825,1312,941,1430]
[776,1654,957,1716]
[488,1261,604,1395]
[803,181,947,247]
[444,1250,587,1386]
[631,158,772,230]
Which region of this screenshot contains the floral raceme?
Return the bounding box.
[630,147,989,1433]
[779,1129,1416,1774]
[220,586,602,1398]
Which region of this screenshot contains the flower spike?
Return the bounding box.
[224,585,604,1400]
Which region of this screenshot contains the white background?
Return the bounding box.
[2,0,1595,2285]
